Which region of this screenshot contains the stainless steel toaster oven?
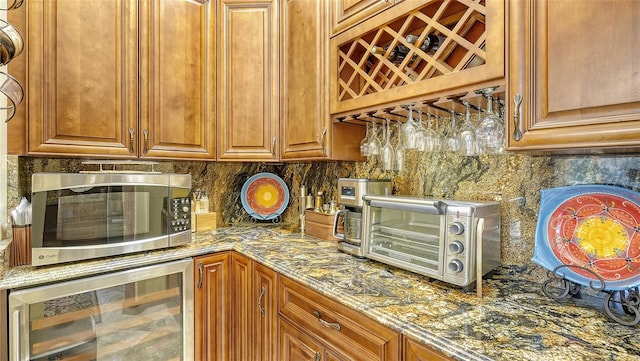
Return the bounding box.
[362,195,500,289]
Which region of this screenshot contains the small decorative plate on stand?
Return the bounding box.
[533,184,640,325]
[240,172,289,223]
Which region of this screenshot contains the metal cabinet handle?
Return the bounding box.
[128,127,135,153]
[313,310,341,331]
[197,262,203,289]
[314,352,321,361]
[271,136,276,158]
[143,129,149,154]
[258,286,266,317]
[512,93,523,141]
[320,127,327,156]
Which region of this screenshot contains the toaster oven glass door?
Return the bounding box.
[365,204,445,278]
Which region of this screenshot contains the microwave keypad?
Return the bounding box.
[168,197,191,233]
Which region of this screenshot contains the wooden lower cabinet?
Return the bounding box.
[403,337,454,361]
[253,262,278,361]
[194,252,231,361]
[279,276,401,361]
[230,252,278,361]
[194,253,449,361]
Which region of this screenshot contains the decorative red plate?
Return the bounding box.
[533,185,640,291]
[240,172,289,220]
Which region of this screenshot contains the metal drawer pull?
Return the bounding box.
[258,286,266,317]
[128,127,134,153]
[313,310,341,331]
[197,262,203,289]
[512,93,523,141]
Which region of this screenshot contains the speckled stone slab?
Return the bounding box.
[1,225,639,361]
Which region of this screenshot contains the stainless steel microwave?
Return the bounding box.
[31,173,192,266]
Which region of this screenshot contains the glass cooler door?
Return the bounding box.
[9,259,193,361]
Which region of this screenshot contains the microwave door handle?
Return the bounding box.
[366,198,444,215]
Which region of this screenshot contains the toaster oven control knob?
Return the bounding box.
[182,205,190,213]
[448,259,464,273]
[448,241,464,254]
[449,222,465,235]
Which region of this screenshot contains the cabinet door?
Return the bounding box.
[230,252,253,361]
[25,0,139,157]
[194,253,231,361]
[139,0,216,159]
[279,318,324,361]
[404,337,454,361]
[253,262,278,361]
[217,0,279,161]
[507,0,640,151]
[330,0,395,36]
[280,0,329,160]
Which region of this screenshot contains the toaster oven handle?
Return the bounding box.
[364,196,444,215]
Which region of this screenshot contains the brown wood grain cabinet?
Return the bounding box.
[507,0,640,152]
[12,0,215,159]
[230,252,252,361]
[253,261,278,361]
[278,275,401,361]
[403,336,454,361]
[280,0,364,161]
[330,0,396,37]
[194,252,231,361]
[216,0,280,161]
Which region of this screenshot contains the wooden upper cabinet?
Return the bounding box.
[16,0,215,159]
[330,0,395,36]
[280,0,365,161]
[139,0,216,159]
[507,0,640,152]
[330,0,505,116]
[23,0,138,157]
[217,0,279,161]
[280,0,329,160]
[194,252,231,361]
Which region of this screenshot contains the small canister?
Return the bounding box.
[314,192,323,212]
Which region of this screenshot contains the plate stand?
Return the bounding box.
[248,212,282,224]
[542,264,640,326]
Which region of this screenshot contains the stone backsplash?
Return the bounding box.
[8,153,640,267]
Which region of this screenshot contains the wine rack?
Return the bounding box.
[330,0,504,116]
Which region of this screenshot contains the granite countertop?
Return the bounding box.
[2,225,639,361]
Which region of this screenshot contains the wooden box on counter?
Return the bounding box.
[304,210,340,242]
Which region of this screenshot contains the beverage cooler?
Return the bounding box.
[8,259,194,361]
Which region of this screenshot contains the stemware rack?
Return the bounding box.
[334,85,505,127]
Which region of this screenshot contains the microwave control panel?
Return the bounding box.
[166,197,191,233]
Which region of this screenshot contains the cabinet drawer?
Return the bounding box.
[278,276,400,361]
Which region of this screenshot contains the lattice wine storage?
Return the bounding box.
[330,0,504,115]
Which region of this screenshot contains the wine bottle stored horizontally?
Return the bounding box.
[406,33,446,53]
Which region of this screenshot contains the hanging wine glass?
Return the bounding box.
[458,101,477,156]
[367,121,381,157]
[380,118,395,171]
[360,122,371,157]
[400,104,418,150]
[477,88,504,154]
[445,109,460,152]
[423,112,441,152]
[395,121,405,171]
[414,110,426,151]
